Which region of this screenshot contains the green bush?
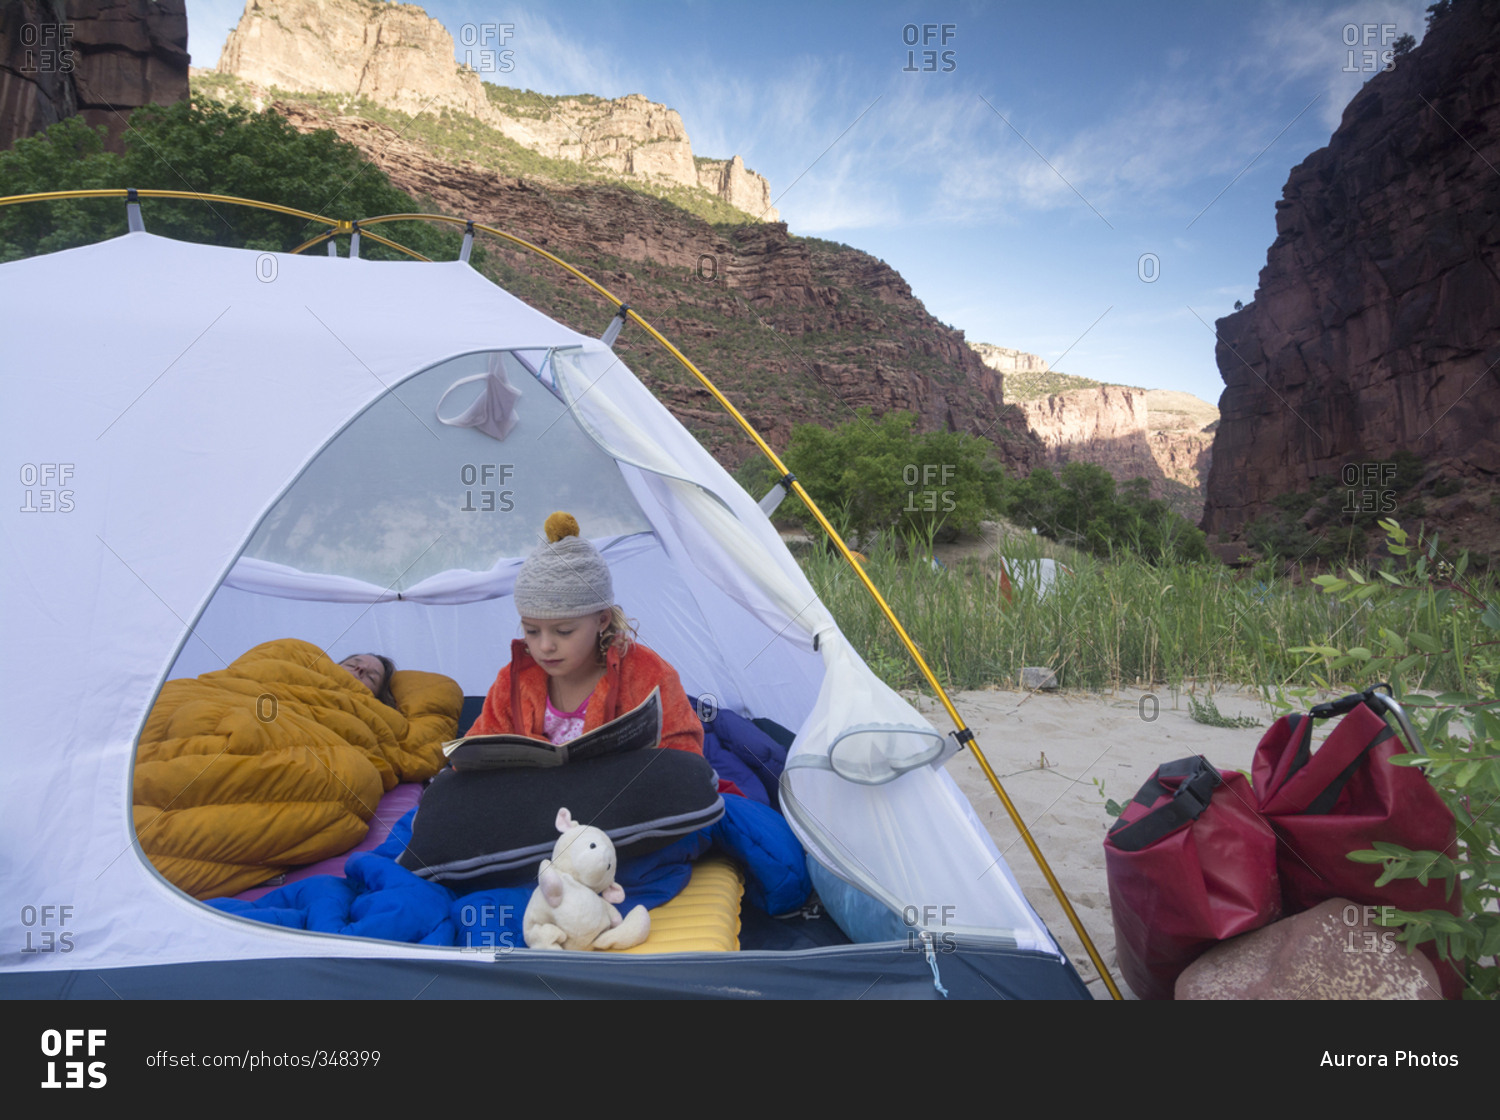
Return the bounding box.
[1290,519,1500,998]
[1246,454,1429,566]
[1002,461,1210,564]
[0,101,469,263]
[1431,477,1464,498]
[776,408,1005,547]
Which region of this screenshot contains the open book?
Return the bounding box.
[442,687,662,770]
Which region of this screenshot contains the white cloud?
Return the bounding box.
[494,12,636,98]
[1255,0,1432,129]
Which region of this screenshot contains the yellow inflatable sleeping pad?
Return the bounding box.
[614,856,744,953]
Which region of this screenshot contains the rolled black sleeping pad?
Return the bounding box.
[397,748,724,891]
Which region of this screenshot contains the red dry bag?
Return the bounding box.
[1104,756,1281,1000]
[1252,686,1463,996]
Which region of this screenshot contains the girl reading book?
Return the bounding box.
[467,512,704,754]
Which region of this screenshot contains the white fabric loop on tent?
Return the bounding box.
[434,352,522,442]
[778,633,1051,946]
[224,533,658,604]
[784,721,949,785]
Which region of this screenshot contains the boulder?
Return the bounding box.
[1019,666,1059,690]
[1175,897,1442,1000]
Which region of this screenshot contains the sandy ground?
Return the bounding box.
[912,683,1280,999]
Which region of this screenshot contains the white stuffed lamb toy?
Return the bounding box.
[523,808,652,951]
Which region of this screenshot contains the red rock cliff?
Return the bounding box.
[269,102,1037,473]
[1203,0,1500,552]
[0,0,187,152]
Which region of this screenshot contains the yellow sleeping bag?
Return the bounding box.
[134,638,461,900]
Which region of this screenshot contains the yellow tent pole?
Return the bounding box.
[0,188,340,226]
[357,227,430,262]
[289,229,338,254]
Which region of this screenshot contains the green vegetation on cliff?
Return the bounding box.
[191,73,754,228]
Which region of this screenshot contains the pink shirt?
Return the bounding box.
[543,694,589,745]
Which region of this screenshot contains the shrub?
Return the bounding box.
[777,408,1005,547]
[0,101,468,263]
[1003,461,1209,564]
[1291,519,1500,997]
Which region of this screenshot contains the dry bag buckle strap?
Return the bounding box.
[1107,757,1222,851]
[1155,756,1221,815]
[1309,682,1392,720]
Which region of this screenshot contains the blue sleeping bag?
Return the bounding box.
[696,699,788,810]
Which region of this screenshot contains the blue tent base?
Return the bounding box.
[3,943,1090,1000]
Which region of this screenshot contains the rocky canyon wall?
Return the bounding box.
[269,102,1033,472]
[1019,386,1212,518]
[216,0,778,220]
[971,346,1215,518]
[970,342,1050,375]
[1,0,187,151]
[1203,0,1500,556]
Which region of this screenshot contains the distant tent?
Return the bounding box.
[1,219,1098,998]
[998,557,1070,603]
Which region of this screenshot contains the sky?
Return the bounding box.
[184,0,1434,407]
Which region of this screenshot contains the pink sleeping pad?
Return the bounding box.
[232,782,426,902]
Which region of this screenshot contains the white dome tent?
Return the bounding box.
[0,194,1108,999]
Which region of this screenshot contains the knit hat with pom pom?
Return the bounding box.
[512,512,615,619]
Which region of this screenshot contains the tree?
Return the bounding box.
[776,408,1005,547]
[1002,460,1210,564]
[0,101,468,263]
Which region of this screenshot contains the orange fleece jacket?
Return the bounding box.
[469,639,704,754]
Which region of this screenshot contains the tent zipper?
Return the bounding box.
[920,931,950,998]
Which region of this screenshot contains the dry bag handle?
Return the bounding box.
[1309,682,1425,756]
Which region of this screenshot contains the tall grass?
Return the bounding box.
[799,528,1492,696]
